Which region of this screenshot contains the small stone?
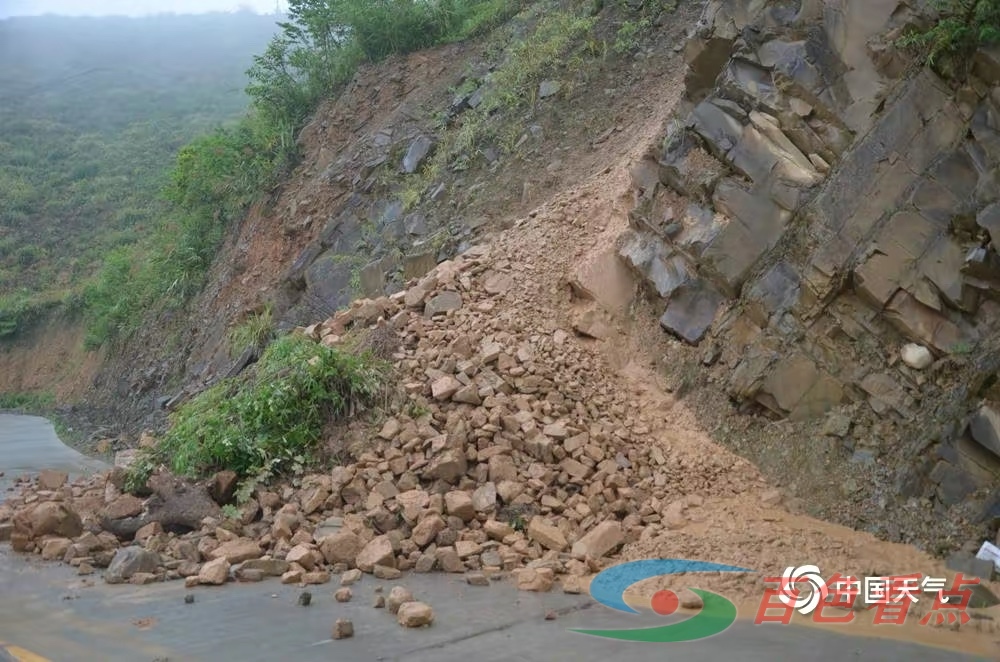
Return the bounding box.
[387,586,415,614]
[452,385,482,405]
[209,538,263,565]
[184,594,195,604]
[444,491,476,522]
[298,591,312,606]
[285,544,316,571]
[544,610,558,621]
[562,576,584,594]
[239,558,290,577]
[432,376,462,401]
[435,546,465,573]
[414,553,436,573]
[513,567,554,592]
[332,618,354,640]
[821,414,852,438]
[356,535,396,572]
[483,520,514,540]
[760,489,782,506]
[236,568,264,583]
[538,80,561,99]
[341,569,363,586]
[901,343,934,370]
[411,514,446,547]
[37,469,68,490]
[282,569,304,584]
[197,557,230,585]
[303,570,331,585]
[130,572,157,585]
[527,517,567,552]
[40,537,72,561]
[320,531,362,566]
[105,546,159,582]
[472,483,497,512]
[424,291,462,317]
[570,521,623,560]
[374,564,402,580]
[373,595,386,608]
[335,587,353,603]
[397,601,434,628]
[466,572,490,586]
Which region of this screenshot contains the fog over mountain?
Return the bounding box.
[0,0,285,18]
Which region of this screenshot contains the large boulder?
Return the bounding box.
[105,546,159,583]
[101,472,221,540]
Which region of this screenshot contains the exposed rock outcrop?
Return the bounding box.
[618,0,1000,541]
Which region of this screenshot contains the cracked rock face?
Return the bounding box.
[615,0,1000,546]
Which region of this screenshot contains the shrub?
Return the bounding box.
[126,333,388,495]
[898,0,1000,77]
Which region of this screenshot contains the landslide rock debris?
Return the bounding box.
[0,248,755,596]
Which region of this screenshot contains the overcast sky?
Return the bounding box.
[1,1,287,17]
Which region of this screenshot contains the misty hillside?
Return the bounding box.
[0,11,282,335]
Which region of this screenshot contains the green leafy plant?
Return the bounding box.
[613,18,650,54]
[509,512,527,532]
[950,340,975,355]
[125,333,388,495]
[898,0,1000,78]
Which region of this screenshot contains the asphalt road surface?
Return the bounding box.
[0,414,105,495]
[0,551,996,662]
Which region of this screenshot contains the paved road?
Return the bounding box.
[0,414,996,661]
[0,414,105,494]
[2,547,997,662]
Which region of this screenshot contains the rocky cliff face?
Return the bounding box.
[619,0,1000,547]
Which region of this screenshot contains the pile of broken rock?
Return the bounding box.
[1,240,763,629]
[0,458,620,596]
[0,245,730,601]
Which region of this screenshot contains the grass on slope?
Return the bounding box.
[125,333,389,499]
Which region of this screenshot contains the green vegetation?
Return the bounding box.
[227,305,276,358]
[0,390,55,411]
[898,0,1000,77]
[125,333,389,497]
[614,16,651,54]
[11,0,522,350]
[401,3,599,204]
[0,12,281,342]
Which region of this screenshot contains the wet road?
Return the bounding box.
[0,415,996,661]
[0,414,106,494]
[0,550,996,662]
